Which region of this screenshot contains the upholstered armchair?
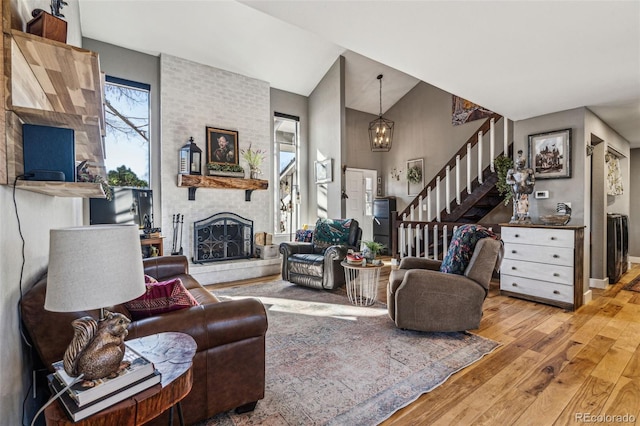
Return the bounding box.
[280,218,362,290]
[388,226,503,332]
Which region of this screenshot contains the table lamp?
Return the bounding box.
[45,224,146,379]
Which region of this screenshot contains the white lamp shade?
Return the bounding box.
[45,225,146,312]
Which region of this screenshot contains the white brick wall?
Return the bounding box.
[160,54,276,281]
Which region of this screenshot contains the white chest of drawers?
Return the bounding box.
[500,224,585,310]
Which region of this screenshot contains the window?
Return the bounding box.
[274,113,300,236]
[103,76,151,188]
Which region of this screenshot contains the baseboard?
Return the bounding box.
[583,289,593,305]
[589,277,609,289]
[629,256,640,264]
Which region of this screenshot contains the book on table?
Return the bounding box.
[48,370,161,422]
[52,342,156,407]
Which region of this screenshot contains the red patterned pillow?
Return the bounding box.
[124,278,199,320]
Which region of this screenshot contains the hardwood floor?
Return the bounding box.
[208,261,640,425]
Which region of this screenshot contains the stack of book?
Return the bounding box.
[48,343,161,422]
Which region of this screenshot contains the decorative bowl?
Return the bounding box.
[538,214,571,226]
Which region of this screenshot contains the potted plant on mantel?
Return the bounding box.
[241,144,266,180]
[207,163,245,178]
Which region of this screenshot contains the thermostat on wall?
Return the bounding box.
[535,190,549,199]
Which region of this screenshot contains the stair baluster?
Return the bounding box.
[445,166,451,214]
[477,131,484,184]
[490,118,496,172]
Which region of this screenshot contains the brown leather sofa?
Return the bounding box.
[20,255,267,425]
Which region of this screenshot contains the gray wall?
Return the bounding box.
[345,81,504,215]
[513,107,632,287]
[630,149,640,257]
[345,108,382,173]
[308,56,345,221]
[81,38,162,226]
[513,108,586,223]
[0,6,85,423]
[270,88,309,236]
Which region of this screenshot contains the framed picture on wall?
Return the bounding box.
[528,128,572,179]
[206,127,239,166]
[406,158,424,196]
[314,159,333,184]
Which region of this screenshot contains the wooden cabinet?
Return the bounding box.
[1,28,106,198]
[500,224,585,310]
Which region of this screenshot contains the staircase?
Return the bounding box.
[393,113,511,258]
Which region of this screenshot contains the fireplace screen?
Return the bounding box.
[192,212,253,263]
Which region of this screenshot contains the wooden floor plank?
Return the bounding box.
[553,375,615,426]
[512,335,616,424]
[599,377,640,422]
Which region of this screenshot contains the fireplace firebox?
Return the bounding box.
[192,212,253,263]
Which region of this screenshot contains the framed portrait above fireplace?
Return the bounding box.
[206,127,239,166]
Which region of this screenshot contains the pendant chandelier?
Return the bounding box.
[369,74,394,152]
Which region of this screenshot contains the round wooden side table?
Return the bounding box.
[45,332,197,426]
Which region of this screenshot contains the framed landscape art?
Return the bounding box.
[528,128,572,179]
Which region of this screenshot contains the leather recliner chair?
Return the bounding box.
[279,218,362,290]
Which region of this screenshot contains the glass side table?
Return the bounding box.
[341,261,383,306]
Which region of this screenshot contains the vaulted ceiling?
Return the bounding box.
[78,0,640,146]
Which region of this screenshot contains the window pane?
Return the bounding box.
[104,78,150,187]
[275,115,299,236]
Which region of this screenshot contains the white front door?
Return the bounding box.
[345,168,376,246]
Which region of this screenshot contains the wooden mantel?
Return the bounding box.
[177,174,268,201]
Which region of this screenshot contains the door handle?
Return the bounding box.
[374,217,381,225]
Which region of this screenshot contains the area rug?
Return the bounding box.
[623,275,640,292]
[201,281,500,426]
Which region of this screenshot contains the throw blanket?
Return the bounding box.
[440,224,499,275]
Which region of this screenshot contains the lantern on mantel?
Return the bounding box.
[179,137,202,175]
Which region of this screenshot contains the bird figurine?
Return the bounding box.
[63,311,132,383]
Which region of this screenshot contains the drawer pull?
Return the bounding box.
[553,290,560,294]
[550,237,556,240]
[512,250,517,254]
[553,254,559,258]
[514,234,520,238]
[512,283,518,287]
[512,266,517,270]
[553,273,560,277]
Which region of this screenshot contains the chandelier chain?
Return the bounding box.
[379,76,383,116]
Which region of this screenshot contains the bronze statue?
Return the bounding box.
[63,311,132,382]
[506,150,535,224]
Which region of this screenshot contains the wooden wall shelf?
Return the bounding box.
[1,29,106,198]
[15,180,105,198]
[177,174,268,201]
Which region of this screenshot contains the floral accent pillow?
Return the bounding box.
[295,229,314,242]
[124,277,199,320]
[439,224,499,275]
[312,218,353,252]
